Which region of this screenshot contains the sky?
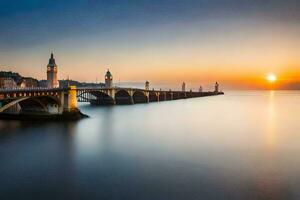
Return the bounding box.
[0,0,299,90]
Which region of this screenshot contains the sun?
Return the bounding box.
[266,73,277,83]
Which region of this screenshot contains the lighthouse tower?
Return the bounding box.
[214,82,219,93]
[47,53,59,88]
[199,86,203,93]
[105,69,113,88]
[145,81,150,90]
[182,82,186,92]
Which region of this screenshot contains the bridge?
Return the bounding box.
[0,87,77,115]
[77,87,223,105]
[0,86,223,115]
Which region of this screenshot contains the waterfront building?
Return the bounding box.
[18,77,39,88]
[182,82,186,92]
[215,82,219,93]
[0,77,17,89]
[47,53,59,88]
[145,81,149,90]
[105,69,113,88]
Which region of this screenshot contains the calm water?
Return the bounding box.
[1,91,300,200]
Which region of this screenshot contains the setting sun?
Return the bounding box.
[267,74,277,83]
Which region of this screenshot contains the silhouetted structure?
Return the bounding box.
[199,86,203,92]
[215,82,219,93]
[145,81,149,90]
[47,53,59,88]
[182,82,186,92]
[105,69,113,88]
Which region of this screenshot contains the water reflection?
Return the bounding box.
[266,90,277,150]
[1,91,300,199]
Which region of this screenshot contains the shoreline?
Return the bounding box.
[0,109,88,121]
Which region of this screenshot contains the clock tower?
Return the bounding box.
[47,53,59,88]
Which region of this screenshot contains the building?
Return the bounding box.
[0,71,39,89]
[0,71,22,83]
[215,82,219,93]
[18,77,39,88]
[145,81,149,90]
[38,80,48,88]
[105,69,113,88]
[0,77,17,89]
[59,79,104,88]
[182,82,186,92]
[47,53,59,88]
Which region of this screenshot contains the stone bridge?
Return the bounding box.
[0,87,77,115]
[77,87,222,105]
[0,86,223,114]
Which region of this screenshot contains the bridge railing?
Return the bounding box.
[0,87,64,93]
[0,86,216,94]
[76,86,204,93]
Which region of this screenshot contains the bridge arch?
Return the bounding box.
[86,90,114,105]
[172,92,179,100]
[166,92,172,100]
[115,89,133,104]
[132,91,148,104]
[0,96,61,114]
[158,92,166,101]
[178,92,187,99]
[77,91,96,102]
[149,91,158,102]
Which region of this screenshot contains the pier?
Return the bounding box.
[0,86,223,119]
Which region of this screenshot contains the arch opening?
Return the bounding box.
[90,91,114,105]
[178,92,186,99]
[133,91,148,104]
[186,92,193,98]
[0,96,61,114]
[159,93,166,101]
[173,93,179,100]
[149,91,158,102]
[115,90,133,105]
[166,93,172,100]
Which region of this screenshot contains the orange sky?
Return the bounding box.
[1,15,299,90]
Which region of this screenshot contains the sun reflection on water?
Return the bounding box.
[266,90,277,150]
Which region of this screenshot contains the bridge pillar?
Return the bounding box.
[61,86,78,112]
[128,89,134,104]
[108,88,116,104]
[144,91,150,103]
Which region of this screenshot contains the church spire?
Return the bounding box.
[48,53,56,66]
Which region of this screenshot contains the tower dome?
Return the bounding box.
[48,53,56,66]
[105,69,113,88]
[145,80,150,90]
[105,70,112,78]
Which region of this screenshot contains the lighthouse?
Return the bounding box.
[214,82,219,93]
[182,82,186,92]
[145,81,150,90]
